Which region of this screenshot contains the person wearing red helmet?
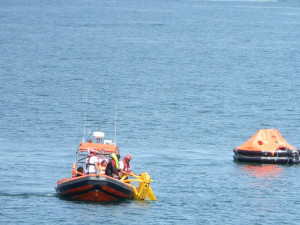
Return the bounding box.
[119,154,138,177]
[85,150,100,174]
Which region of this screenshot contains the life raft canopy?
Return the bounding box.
[236,129,296,152]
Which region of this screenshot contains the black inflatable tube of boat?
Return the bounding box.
[233,148,300,157]
[233,153,300,164]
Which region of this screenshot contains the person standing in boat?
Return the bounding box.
[105,153,121,179]
[119,154,139,177]
[85,150,100,174]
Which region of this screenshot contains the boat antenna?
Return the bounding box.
[114,104,118,145]
[83,93,88,142]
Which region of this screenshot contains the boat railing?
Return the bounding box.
[76,150,110,168]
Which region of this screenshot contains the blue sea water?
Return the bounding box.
[1,0,300,224]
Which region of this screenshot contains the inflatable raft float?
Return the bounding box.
[233,129,300,164]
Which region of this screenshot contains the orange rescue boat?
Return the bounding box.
[56,129,156,202]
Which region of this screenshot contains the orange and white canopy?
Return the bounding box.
[236,129,296,152]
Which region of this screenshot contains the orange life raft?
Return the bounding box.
[233,129,300,164]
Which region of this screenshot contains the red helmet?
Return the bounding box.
[125,154,132,161]
[90,150,97,155]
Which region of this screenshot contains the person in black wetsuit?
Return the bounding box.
[105,153,121,179]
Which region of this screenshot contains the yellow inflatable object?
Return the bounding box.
[110,153,119,169]
[121,172,157,201]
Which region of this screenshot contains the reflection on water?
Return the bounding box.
[133,199,155,208]
[241,164,284,179]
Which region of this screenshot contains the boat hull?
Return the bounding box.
[233,148,300,164]
[233,153,300,164]
[56,175,136,202]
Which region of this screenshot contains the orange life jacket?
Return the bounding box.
[99,166,106,175]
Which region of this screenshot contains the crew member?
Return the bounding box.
[99,159,108,174]
[76,166,84,177]
[119,154,138,177]
[85,150,100,174]
[105,153,121,179]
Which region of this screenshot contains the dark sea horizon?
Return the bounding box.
[1,0,300,224]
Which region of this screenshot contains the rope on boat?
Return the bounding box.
[275,150,279,162]
[295,150,300,160]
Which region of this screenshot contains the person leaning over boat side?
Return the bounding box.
[119,154,139,177]
[85,150,100,174]
[105,153,121,179]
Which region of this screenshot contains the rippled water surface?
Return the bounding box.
[1,0,300,224]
